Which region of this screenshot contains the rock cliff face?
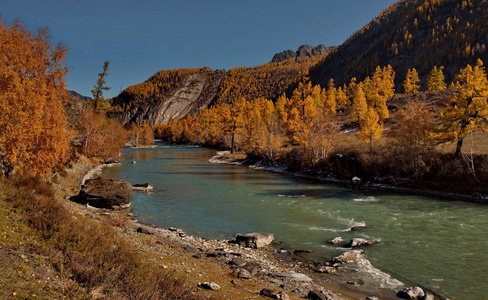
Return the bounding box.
[271,44,337,63]
[112,71,223,126]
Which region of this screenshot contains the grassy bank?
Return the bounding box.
[0,175,199,299]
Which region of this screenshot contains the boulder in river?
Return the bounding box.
[77,178,133,209]
[349,238,379,248]
[235,233,274,248]
[327,237,344,244]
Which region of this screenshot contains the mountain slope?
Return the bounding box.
[310,0,488,89]
[110,55,326,125]
[110,68,224,126]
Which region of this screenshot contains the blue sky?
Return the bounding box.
[3,0,397,98]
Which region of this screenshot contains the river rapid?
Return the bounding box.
[101,143,488,299]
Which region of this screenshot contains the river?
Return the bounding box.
[101,143,488,299]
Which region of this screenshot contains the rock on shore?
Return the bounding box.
[235,233,274,248]
[76,178,133,209]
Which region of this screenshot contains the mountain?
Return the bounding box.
[310,0,488,89]
[109,55,326,126]
[109,67,224,126]
[271,44,337,63]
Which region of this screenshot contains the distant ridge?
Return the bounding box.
[68,90,92,102]
[271,44,337,63]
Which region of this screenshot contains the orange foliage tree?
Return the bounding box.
[0,20,70,177]
[77,109,128,162]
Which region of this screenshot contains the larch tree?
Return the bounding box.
[427,66,447,91]
[91,61,111,113]
[352,85,368,123]
[404,68,421,94]
[0,20,70,177]
[357,107,383,154]
[336,86,348,105]
[325,79,337,113]
[439,59,488,157]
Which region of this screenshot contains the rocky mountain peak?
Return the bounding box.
[271,44,337,63]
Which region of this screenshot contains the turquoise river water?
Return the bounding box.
[101,143,488,299]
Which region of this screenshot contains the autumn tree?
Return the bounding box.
[78,109,128,162]
[336,86,348,105]
[0,20,70,177]
[91,61,111,113]
[325,79,337,113]
[366,65,395,121]
[131,121,155,146]
[352,84,368,122]
[357,107,383,154]
[403,68,420,94]
[427,66,447,91]
[389,101,435,175]
[439,59,488,157]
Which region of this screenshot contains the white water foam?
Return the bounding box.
[354,196,378,202]
[278,194,306,198]
[355,258,404,289]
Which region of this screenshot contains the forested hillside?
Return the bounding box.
[109,55,326,125]
[310,0,488,89]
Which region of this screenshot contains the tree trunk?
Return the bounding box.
[454,138,463,157]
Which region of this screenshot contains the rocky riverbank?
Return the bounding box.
[61,157,402,299]
[60,155,448,300]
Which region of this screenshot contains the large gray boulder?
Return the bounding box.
[235,233,274,248]
[78,178,133,209]
[330,250,364,264]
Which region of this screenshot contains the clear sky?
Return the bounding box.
[3,0,397,98]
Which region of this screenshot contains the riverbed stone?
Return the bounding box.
[77,178,132,209]
[397,286,425,299]
[275,271,312,283]
[327,237,344,244]
[315,266,337,274]
[235,233,274,248]
[307,288,338,300]
[237,268,252,279]
[349,238,379,248]
[198,282,221,291]
[330,250,364,264]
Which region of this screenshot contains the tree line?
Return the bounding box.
[156,60,488,186]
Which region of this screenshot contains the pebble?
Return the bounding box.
[198,282,221,291]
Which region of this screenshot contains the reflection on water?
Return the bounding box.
[102,143,488,300]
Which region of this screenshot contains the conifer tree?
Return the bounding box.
[326,79,337,113]
[357,107,383,154]
[91,61,111,112]
[439,59,488,157]
[427,66,447,91]
[404,68,421,93]
[336,86,348,105]
[352,85,368,122]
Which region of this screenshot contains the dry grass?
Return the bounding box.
[0,176,200,300]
